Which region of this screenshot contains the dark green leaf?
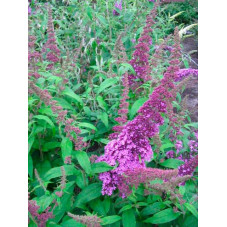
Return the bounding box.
[97,78,118,94]
[61,219,85,227]
[129,98,148,119]
[101,215,122,225]
[141,202,166,216]
[91,162,113,174]
[78,122,97,131]
[160,159,184,169]
[62,87,83,105]
[144,208,181,224]
[43,165,78,181]
[28,154,33,178]
[61,137,73,161]
[75,151,91,174]
[184,203,198,219]
[122,208,136,227]
[74,183,102,208]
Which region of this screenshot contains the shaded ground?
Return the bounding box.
[181,36,198,122]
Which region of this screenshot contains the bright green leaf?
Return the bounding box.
[144,208,181,224]
[129,98,148,119]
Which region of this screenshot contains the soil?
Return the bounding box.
[181,36,198,122]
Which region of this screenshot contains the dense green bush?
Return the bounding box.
[28,1,198,226]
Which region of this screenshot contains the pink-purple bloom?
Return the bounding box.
[113,0,122,16]
[166,150,175,158]
[176,68,198,82]
[97,28,181,196]
[175,140,183,154]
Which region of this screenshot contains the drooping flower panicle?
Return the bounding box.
[97,27,182,196]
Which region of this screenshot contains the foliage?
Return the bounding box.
[28,0,198,226]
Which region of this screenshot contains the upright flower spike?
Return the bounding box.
[28,35,42,78]
[29,81,86,151]
[42,6,61,69]
[97,27,182,196]
[128,3,158,90]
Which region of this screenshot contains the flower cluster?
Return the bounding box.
[166,150,175,158]
[176,68,198,82]
[146,175,191,203]
[97,27,181,196]
[113,0,122,16]
[28,35,42,75]
[175,140,183,154]
[42,6,61,70]
[178,155,198,177]
[128,4,158,90]
[118,167,178,197]
[55,166,66,197]
[28,195,53,227]
[29,81,86,151]
[68,213,101,227]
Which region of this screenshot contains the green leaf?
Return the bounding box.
[144,208,181,224]
[43,141,60,152]
[97,112,109,128]
[61,219,85,227]
[91,162,113,174]
[35,194,54,213]
[141,202,166,216]
[28,136,35,153]
[101,215,122,225]
[74,183,102,208]
[75,151,92,174]
[129,98,148,119]
[184,122,198,129]
[83,106,92,116]
[28,154,33,178]
[61,137,73,161]
[78,122,97,131]
[75,170,88,189]
[160,159,184,169]
[53,97,74,110]
[43,165,78,181]
[122,208,136,227]
[62,87,83,105]
[119,204,132,214]
[97,15,108,27]
[184,203,198,219]
[97,78,118,94]
[119,63,135,75]
[33,115,55,129]
[160,143,174,152]
[38,107,54,116]
[96,138,109,145]
[52,182,75,223]
[182,215,198,227]
[97,95,108,111]
[87,6,93,20]
[89,199,107,216]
